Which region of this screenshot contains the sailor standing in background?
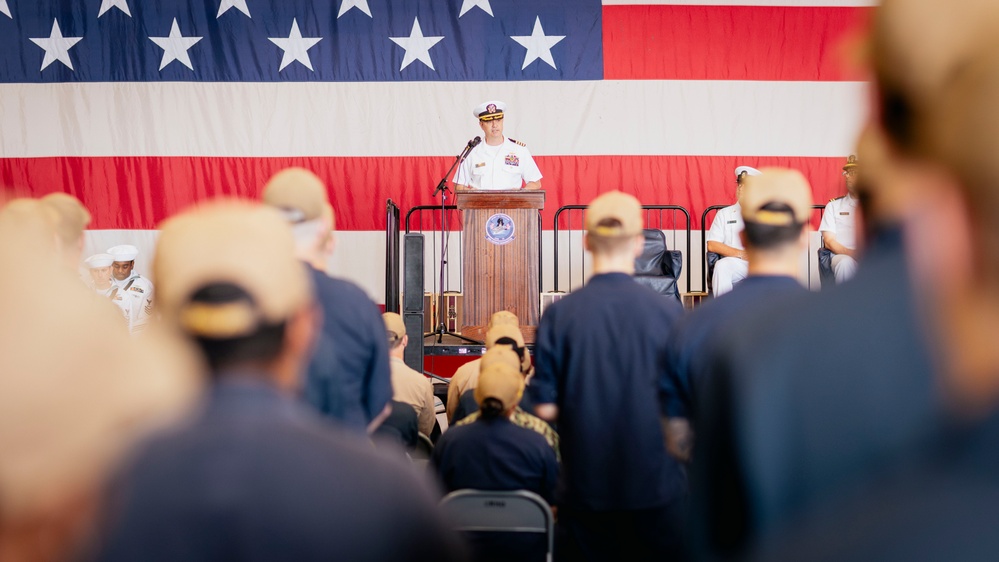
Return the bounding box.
[107,244,154,333]
[84,253,115,296]
[706,166,761,296]
[455,100,543,191]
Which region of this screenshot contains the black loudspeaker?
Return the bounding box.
[402,233,426,373]
[403,312,424,373]
[403,233,425,313]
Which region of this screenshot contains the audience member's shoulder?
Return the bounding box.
[749,457,999,562]
[543,279,682,327]
[638,283,684,314]
[686,280,795,327]
[110,410,205,475]
[511,419,556,451]
[311,270,380,309]
[435,420,476,447]
[319,271,372,299]
[288,404,445,494]
[517,409,554,432]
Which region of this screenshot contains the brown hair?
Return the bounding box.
[586,219,637,255]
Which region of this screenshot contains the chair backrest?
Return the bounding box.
[705,251,721,294]
[633,229,683,300]
[635,229,668,276]
[433,395,449,435]
[440,489,553,558]
[410,432,434,460]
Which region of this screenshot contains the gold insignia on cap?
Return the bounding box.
[179,301,259,339]
[843,154,859,170]
[752,209,796,226]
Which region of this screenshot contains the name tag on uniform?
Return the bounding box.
[475,162,486,168]
[727,220,737,224]
[504,154,520,166]
[839,212,850,216]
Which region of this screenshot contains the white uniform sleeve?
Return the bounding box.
[706,208,726,243]
[111,293,132,329]
[520,147,542,183]
[129,279,154,332]
[819,200,837,235]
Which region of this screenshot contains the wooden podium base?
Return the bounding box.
[457,190,544,343]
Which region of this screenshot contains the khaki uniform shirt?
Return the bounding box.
[447,358,482,422]
[390,357,435,436]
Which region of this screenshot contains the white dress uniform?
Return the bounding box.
[706,203,749,296]
[95,285,115,298]
[110,273,154,333]
[820,194,859,283]
[455,137,542,190]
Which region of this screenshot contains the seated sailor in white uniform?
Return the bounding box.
[707,166,761,296]
[820,155,861,283]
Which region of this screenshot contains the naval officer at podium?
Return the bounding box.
[455,100,543,191]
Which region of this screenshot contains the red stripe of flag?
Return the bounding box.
[1,156,848,230]
[602,5,870,81]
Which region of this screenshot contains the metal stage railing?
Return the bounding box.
[552,205,691,294]
[406,205,462,297]
[384,200,401,313]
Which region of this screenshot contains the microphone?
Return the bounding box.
[456,136,480,165]
[434,137,483,196]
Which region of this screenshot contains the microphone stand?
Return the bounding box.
[426,138,483,345]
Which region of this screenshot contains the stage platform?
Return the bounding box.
[421,333,535,357]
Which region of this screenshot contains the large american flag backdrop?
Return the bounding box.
[0,0,871,301]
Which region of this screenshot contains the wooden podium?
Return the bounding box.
[456,190,544,343]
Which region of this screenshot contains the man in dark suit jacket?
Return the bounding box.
[91,202,465,562]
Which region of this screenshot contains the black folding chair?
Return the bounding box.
[440,489,553,562]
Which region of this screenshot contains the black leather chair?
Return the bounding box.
[633,229,683,301]
[705,251,721,295]
[817,237,835,289]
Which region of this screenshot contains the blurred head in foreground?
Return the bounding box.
[154,201,317,392]
[40,193,91,269]
[739,168,813,272]
[906,40,999,413]
[859,0,999,233]
[262,168,336,271]
[0,199,199,562]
